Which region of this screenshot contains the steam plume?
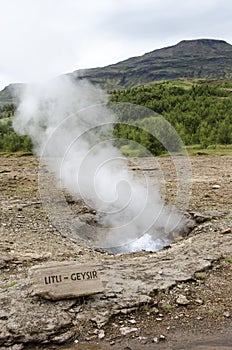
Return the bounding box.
[13,76,187,252]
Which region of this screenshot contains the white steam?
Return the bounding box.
[13,76,185,252]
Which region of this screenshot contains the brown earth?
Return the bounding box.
[0,153,232,350]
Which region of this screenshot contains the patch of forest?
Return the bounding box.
[0,80,232,155]
[110,80,232,155]
[0,104,32,152]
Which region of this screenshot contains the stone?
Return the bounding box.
[212,184,221,189]
[29,261,104,300]
[195,298,204,305]
[223,311,231,318]
[176,294,190,305]
[98,329,105,339]
[190,211,211,223]
[119,327,138,335]
[197,316,203,320]
[128,319,136,324]
[159,334,166,340]
[221,228,231,235]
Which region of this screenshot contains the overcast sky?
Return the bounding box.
[0,0,231,90]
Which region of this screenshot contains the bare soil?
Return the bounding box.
[0,153,232,350]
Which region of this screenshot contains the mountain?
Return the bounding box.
[70,39,232,89]
[1,38,232,103]
[0,83,23,105]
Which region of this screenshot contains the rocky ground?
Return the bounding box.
[0,153,232,350]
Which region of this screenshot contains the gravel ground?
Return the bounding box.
[0,153,232,350]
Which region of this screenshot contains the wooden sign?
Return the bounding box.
[29,261,104,300]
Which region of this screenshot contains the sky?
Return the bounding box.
[0,0,232,90]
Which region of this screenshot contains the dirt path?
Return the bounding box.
[0,154,232,349]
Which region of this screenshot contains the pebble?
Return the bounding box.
[196,299,203,305]
[221,228,231,235]
[197,316,203,320]
[153,334,166,344]
[153,337,159,343]
[212,184,221,189]
[119,327,138,336]
[98,329,105,339]
[223,311,231,318]
[176,294,190,305]
[138,336,148,344]
[151,307,159,314]
[128,319,136,324]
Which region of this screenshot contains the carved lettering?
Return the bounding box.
[69,270,98,281]
[31,263,104,299]
[44,275,62,284]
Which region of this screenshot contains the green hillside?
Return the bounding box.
[110,79,232,155]
[1,38,232,103]
[1,79,232,154]
[71,39,232,89]
[1,38,232,154]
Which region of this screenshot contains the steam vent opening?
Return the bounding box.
[61,156,194,255]
[66,197,195,255]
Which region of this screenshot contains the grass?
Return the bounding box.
[195,272,207,280]
[0,281,17,289]
[225,257,232,263]
[119,144,232,158]
[186,144,232,156]
[161,303,173,313]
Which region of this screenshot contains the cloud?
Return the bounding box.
[0,0,231,89]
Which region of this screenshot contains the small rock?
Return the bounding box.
[195,299,203,305]
[176,294,190,306]
[151,307,159,314]
[156,317,163,321]
[138,336,148,344]
[190,211,210,223]
[223,311,231,318]
[109,340,115,345]
[128,319,136,324]
[98,329,105,339]
[11,345,24,350]
[120,327,138,336]
[153,337,159,343]
[221,228,231,235]
[51,330,75,343]
[212,184,221,189]
[197,316,203,320]
[159,334,166,340]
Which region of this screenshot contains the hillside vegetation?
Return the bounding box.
[0,104,32,152]
[72,39,232,89]
[1,38,232,105]
[1,79,232,155]
[110,79,232,155]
